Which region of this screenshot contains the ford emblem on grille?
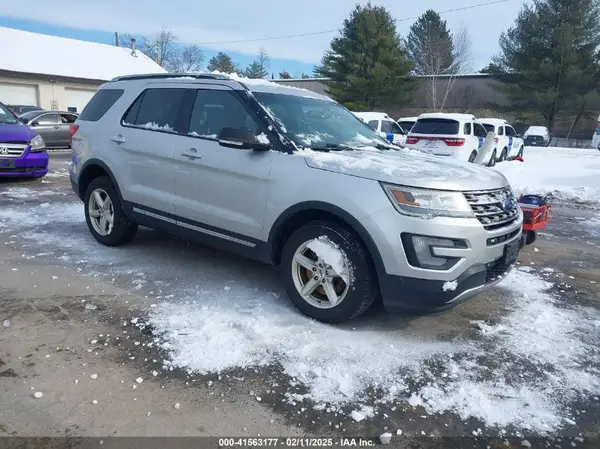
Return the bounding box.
[0,147,8,155]
[502,198,516,212]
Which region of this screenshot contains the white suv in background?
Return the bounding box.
[353,112,407,146]
[479,118,524,162]
[406,113,492,164]
[396,116,418,134]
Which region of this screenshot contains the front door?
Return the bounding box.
[173,85,272,241]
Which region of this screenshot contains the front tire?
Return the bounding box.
[500,148,508,162]
[280,221,378,324]
[517,146,524,158]
[468,151,477,163]
[84,176,138,246]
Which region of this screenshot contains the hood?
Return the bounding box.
[0,122,36,142]
[301,148,509,191]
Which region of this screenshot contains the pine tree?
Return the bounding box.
[279,71,292,79]
[488,0,600,132]
[207,52,237,73]
[314,3,414,110]
[405,10,454,76]
[244,61,269,79]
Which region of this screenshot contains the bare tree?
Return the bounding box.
[171,45,205,72]
[117,27,179,70]
[439,26,473,110]
[258,47,270,73]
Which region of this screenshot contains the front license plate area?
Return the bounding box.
[502,239,520,266]
[0,159,15,169]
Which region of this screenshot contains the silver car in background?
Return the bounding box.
[19,110,79,149]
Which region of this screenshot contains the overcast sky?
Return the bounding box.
[1,0,524,73]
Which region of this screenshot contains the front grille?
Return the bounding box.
[464,187,520,231]
[485,260,511,283]
[486,228,520,246]
[0,166,44,173]
[0,143,27,158]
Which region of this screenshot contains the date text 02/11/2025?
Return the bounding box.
[218,437,377,447]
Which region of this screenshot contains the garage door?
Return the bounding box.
[65,88,97,113]
[0,82,38,106]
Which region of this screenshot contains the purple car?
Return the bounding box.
[0,101,48,178]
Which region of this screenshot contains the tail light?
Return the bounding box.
[443,138,465,146]
[494,137,499,143]
[406,136,419,145]
[69,124,79,146]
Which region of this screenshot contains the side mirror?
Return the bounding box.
[30,120,39,127]
[217,127,270,151]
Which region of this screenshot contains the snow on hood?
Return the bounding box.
[299,147,509,191]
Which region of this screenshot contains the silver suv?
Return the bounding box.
[69,73,523,324]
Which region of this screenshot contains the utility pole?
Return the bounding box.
[114,32,119,47]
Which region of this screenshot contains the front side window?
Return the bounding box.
[482,124,495,134]
[0,103,19,124]
[252,92,388,149]
[36,113,60,125]
[381,120,404,135]
[123,88,187,133]
[60,113,78,124]
[505,126,516,137]
[188,89,260,138]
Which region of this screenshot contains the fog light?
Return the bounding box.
[412,236,455,268]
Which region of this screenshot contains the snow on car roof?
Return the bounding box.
[525,126,549,133]
[0,26,166,82]
[397,116,419,121]
[212,71,334,101]
[418,112,475,121]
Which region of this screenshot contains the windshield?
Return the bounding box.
[252,92,389,149]
[0,103,19,125]
[411,118,459,135]
[397,121,415,132]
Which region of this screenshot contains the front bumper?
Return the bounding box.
[360,205,522,312]
[0,149,49,178]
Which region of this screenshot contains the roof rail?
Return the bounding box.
[110,73,232,82]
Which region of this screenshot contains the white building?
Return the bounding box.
[0,26,166,112]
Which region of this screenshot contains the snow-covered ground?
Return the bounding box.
[494,147,600,205]
[1,196,599,434]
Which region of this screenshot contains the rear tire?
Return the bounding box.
[488,150,497,167]
[84,176,138,246]
[280,221,378,324]
[468,151,477,163]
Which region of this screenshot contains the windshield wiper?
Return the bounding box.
[308,143,354,152]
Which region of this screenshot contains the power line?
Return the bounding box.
[190,0,509,46]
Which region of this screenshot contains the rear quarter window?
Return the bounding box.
[412,118,459,135]
[79,89,124,122]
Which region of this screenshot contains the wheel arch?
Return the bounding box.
[77,159,123,202]
[266,202,385,276]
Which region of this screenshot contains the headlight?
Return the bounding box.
[30,134,46,153]
[381,183,474,218]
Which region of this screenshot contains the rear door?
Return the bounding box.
[504,125,518,156]
[116,86,189,215]
[173,84,272,240]
[31,113,61,147]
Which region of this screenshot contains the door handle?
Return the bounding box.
[111,134,126,144]
[181,148,201,160]
[53,125,60,129]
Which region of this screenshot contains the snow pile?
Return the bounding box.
[583,216,600,238]
[494,147,600,204]
[150,267,600,432]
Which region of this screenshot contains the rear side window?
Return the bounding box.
[122,88,188,133]
[367,120,379,131]
[412,119,460,135]
[464,123,472,135]
[482,124,495,133]
[474,123,488,138]
[79,89,124,121]
[381,120,403,134]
